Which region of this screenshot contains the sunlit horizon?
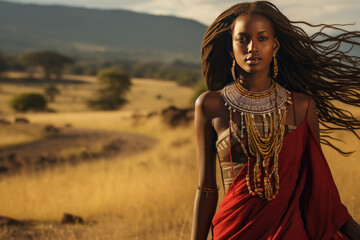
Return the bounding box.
[3,0,360,28]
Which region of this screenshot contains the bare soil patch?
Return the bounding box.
[0,123,156,176]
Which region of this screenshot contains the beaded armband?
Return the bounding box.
[197,185,220,198]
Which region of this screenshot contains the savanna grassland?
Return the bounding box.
[0,72,359,240]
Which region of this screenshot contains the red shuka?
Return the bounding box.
[212,100,351,240]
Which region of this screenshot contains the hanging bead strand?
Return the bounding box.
[222,80,291,201]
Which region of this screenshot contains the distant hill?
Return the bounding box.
[0,1,208,62]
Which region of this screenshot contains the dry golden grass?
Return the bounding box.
[0,72,198,239]
[0,72,359,239]
[0,113,198,239]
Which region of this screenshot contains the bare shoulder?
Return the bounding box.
[292,92,311,113]
[195,90,224,119]
[292,92,316,121]
[292,91,320,140]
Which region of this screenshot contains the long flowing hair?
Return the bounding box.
[201,1,360,155]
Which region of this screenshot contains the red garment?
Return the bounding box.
[212,116,351,239]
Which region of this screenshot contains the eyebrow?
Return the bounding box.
[236,30,268,36]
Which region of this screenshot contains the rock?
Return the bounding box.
[0,119,11,125]
[80,150,92,159]
[61,213,84,224]
[7,154,16,161]
[0,166,8,174]
[36,155,57,165]
[0,216,23,227]
[161,106,194,127]
[131,112,142,119]
[103,139,124,153]
[7,154,22,168]
[146,111,157,118]
[14,117,29,124]
[44,125,60,134]
[161,105,178,115]
[36,156,46,165]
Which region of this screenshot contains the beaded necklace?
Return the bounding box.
[222,80,292,201]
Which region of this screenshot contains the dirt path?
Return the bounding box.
[0,124,156,176]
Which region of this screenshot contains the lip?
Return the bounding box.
[245,56,262,65]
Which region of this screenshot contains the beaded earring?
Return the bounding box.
[231,59,243,84]
[273,51,278,79]
[231,58,237,81]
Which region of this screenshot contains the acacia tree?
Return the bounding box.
[21,51,73,80]
[87,69,132,110]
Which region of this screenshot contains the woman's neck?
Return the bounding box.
[242,71,272,92]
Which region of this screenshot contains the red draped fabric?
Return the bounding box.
[211,118,351,240]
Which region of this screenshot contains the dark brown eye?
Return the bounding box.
[259,36,268,41]
[238,37,248,43]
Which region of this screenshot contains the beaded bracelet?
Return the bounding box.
[197,185,220,198]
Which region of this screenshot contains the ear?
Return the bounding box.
[273,37,280,53]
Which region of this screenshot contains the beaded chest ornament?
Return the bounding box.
[222,80,292,201]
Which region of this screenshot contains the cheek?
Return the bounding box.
[232,44,246,61]
[263,45,274,61]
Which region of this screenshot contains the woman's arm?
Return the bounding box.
[191,92,219,240]
[340,218,360,239]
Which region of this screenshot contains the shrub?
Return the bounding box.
[87,69,131,110]
[9,93,47,112]
[44,85,60,102]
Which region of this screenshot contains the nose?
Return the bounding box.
[248,39,258,53]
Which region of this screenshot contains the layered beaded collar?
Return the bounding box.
[222,80,292,114]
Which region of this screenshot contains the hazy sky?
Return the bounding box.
[6,0,360,28]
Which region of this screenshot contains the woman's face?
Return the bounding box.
[231,14,279,76]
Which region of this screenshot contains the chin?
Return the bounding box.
[244,68,260,74]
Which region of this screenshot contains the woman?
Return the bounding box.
[191,1,360,239]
